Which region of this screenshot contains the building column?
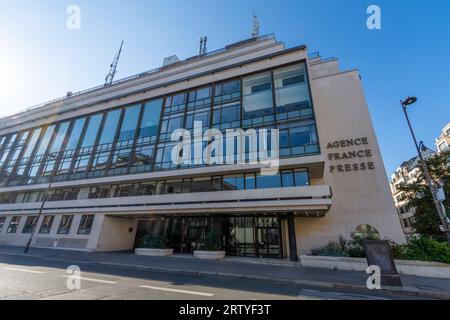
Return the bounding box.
[287,213,298,261]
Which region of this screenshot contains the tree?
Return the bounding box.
[398,150,450,241]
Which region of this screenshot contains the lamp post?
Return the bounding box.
[24,154,57,254]
[400,97,450,245]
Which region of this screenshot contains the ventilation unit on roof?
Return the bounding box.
[163,55,180,67]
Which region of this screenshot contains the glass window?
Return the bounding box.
[242,72,273,115]
[256,173,281,189]
[35,125,55,156]
[290,126,312,146]
[78,215,95,235]
[117,184,132,197]
[57,215,73,234]
[215,80,240,98]
[212,176,223,191]
[119,104,141,141]
[164,180,183,194]
[22,128,42,158]
[81,114,103,148]
[191,177,212,192]
[294,169,309,186]
[66,118,86,150]
[0,217,6,232]
[274,63,310,112]
[99,109,121,145]
[50,122,70,153]
[221,104,240,123]
[223,175,245,190]
[7,216,21,233]
[39,215,54,234]
[172,93,186,106]
[139,99,163,138]
[138,182,156,196]
[281,170,295,187]
[245,173,256,190]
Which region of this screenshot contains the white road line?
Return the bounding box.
[1,267,46,274]
[62,275,117,284]
[140,285,214,297]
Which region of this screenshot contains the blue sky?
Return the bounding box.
[0,0,449,177]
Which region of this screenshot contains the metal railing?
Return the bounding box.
[0,34,276,125]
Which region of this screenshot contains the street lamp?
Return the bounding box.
[400,97,450,245]
[24,154,57,254]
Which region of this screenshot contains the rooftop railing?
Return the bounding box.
[0,34,276,124]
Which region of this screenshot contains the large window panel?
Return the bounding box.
[242,72,275,127]
[274,63,311,112]
[81,114,103,148]
[57,215,73,234]
[66,118,86,150]
[50,122,70,153]
[256,173,281,189]
[78,215,95,235]
[119,104,141,141]
[139,99,163,138]
[98,109,121,145]
[22,128,42,158]
[35,125,55,156]
[243,72,273,112]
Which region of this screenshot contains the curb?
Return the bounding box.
[1,250,449,299]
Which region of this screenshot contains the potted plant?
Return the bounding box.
[194,230,226,260]
[135,233,174,256]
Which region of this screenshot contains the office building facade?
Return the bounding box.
[0,35,405,260]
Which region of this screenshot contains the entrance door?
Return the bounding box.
[254,218,281,258]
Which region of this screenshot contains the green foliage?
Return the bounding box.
[393,237,450,263]
[312,234,450,264]
[139,233,168,249]
[311,233,378,258]
[398,150,450,241]
[202,230,222,251]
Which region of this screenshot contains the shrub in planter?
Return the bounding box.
[194,230,225,259]
[311,236,349,257]
[310,233,379,258]
[139,233,169,249]
[397,237,450,264]
[202,230,222,251]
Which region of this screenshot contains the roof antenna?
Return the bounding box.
[199,37,204,56]
[199,36,208,56]
[203,36,208,55]
[105,40,124,86]
[252,13,260,38]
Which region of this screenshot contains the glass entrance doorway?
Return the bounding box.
[156,216,282,258]
[227,217,281,258]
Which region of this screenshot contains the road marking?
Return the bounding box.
[63,275,117,284]
[1,267,46,274]
[297,290,389,300]
[140,285,214,297]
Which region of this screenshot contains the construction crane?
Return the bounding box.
[104,40,124,87]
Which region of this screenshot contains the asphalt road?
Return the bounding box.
[0,253,423,300]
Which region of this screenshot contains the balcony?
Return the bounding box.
[0,185,332,217]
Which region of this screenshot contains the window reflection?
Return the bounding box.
[81,114,103,148]
[119,104,141,141]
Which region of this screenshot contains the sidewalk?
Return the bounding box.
[0,245,449,299]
